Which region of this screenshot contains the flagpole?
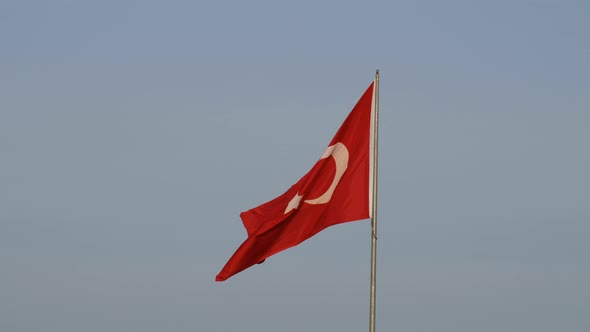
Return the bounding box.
[369,69,379,332]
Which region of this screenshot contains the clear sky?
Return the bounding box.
[1,0,589,331]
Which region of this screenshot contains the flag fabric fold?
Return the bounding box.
[216,82,375,282]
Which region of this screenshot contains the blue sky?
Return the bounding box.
[1,1,589,331]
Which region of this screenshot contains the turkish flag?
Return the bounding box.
[216,82,375,281]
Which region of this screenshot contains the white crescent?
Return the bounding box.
[284,142,349,214]
[304,142,349,205]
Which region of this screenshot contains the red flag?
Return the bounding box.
[216,82,375,281]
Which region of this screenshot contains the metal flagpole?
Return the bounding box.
[369,69,380,332]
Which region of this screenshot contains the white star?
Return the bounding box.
[284,193,303,214]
